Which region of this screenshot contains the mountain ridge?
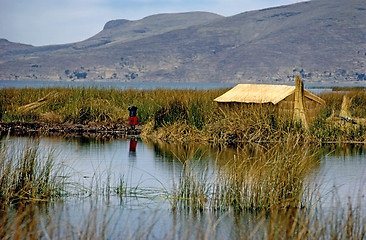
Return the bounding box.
[1,0,365,83]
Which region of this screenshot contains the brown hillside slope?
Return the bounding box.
[0,0,365,83]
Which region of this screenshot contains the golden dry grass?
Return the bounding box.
[1,87,366,143]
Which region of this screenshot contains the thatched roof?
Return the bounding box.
[214,84,325,105]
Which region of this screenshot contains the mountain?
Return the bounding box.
[74,12,223,50]
[0,0,365,83]
[0,39,34,55]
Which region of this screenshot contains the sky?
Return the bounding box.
[0,0,306,46]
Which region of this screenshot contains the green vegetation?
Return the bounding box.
[2,87,366,238]
[311,90,366,143]
[170,141,319,213]
[0,139,365,239]
[0,139,67,209]
[2,200,366,239]
[1,87,366,144]
[0,87,222,125]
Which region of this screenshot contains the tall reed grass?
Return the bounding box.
[2,141,365,239]
[1,87,366,143]
[0,138,67,208]
[0,88,222,125]
[311,89,366,143]
[0,137,69,239]
[0,135,365,239]
[171,141,320,213]
[1,197,365,239]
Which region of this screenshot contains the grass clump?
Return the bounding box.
[215,142,319,212]
[0,138,67,208]
[205,104,303,144]
[171,141,320,213]
[319,88,366,119]
[311,89,366,143]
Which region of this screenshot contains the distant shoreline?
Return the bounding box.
[1,79,366,91]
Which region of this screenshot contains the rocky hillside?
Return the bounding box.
[0,0,365,83]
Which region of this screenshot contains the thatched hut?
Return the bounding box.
[214,77,325,128]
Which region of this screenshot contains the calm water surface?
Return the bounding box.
[2,79,366,92]
[2,136,366,238]
[17,136,363,203]
[0,80,236,90]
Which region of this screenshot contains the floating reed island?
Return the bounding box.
[1,77,366,143]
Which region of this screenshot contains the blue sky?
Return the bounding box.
[0,0,306,46]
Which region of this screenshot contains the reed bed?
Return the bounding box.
[319,88,366,120]
[2,200,365,239]
[0,136,365,239]
[311,89,366,143]
[0,87,222,125]
[1,194,365,239]
[0,138,67,209]
[1,87,366,144]
[171,141,320,213]
[1,84,365,239]
[0,138,68,239]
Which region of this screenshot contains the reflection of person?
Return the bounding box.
[128,106,138,130]
[129,138,137,160]
[129,138,137,152]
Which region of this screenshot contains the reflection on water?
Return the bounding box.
[321,143,366,157]
[311,144,366,208]
[129,137,138,160]
[2,136,365,205]
[129,138,138,153]
[1,136,366,238]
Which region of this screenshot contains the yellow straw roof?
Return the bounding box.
[214,84,325,105]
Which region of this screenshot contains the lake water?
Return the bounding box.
[0,80,236,90]
[2,136,366,238]
[2,80,366,238]
[1,79,366,93]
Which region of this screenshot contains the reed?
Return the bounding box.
[310,90,366,143]
[171,158,211,213]
[0,139,365,239]
[1,87,366,143]
[205,104,305,145]
[0,88,223,125]
[2,192,365,239]
[320,89,366,119]
[171,141,320,214]
[0,138,67,208]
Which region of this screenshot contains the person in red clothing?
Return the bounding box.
[128,106,138,130]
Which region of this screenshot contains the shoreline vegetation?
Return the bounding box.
[0,86,366,144]
[1,135,366,239]
[1,86,366,238]
[0,88,366,239]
